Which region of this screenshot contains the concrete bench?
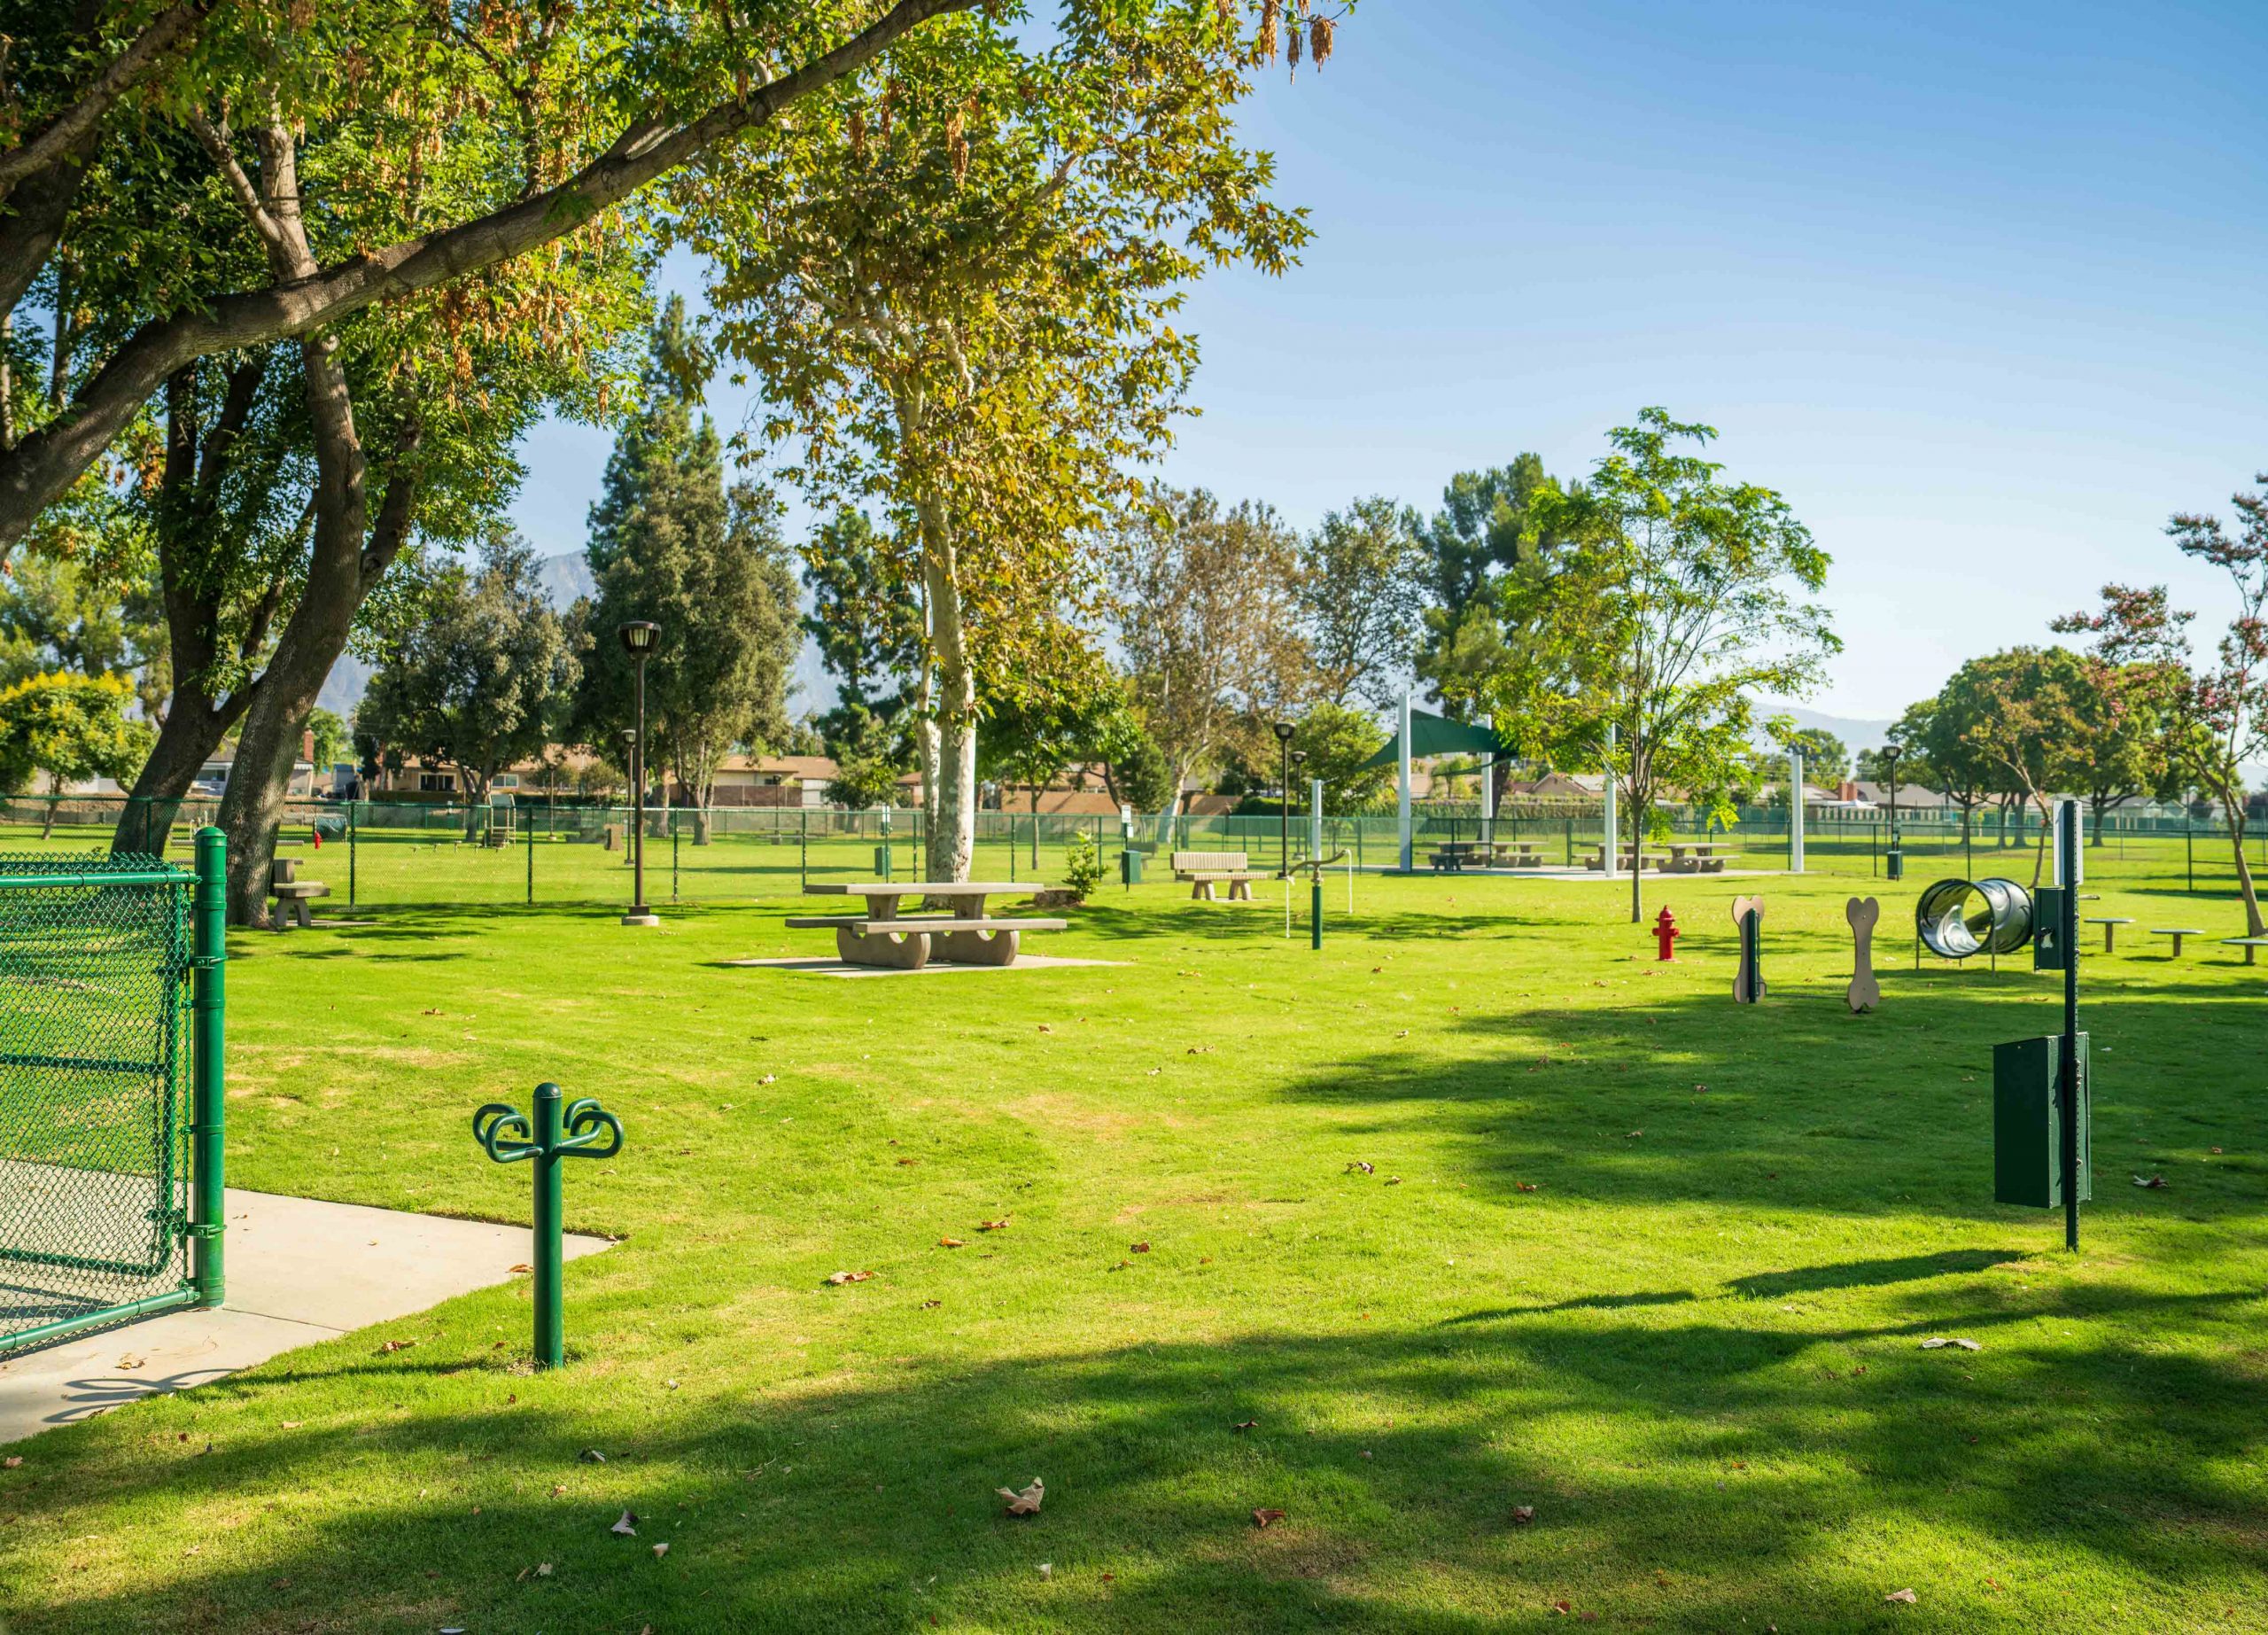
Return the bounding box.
[2149,927,2207,957]
[1171,852,1261,900]
[2221,937,2268,967]
[269,879,330,930]
[2085,915,2137,953]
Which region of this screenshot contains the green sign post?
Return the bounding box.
[1993,800,2088,1248]
[473,1085,624,1366]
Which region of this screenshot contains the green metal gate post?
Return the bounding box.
[526,811,535,905]
[190,826,228,1309]
[347,800,357,905]
[473,1084,623,1367]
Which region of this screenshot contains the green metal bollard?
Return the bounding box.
[473,1085,623,1367]
[190,826,228,1308]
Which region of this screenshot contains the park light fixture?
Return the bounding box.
[1884,736,1906,882]
[1273,719,1297,877]
[617,622,661,927]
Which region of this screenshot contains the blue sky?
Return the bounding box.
[510,0,2268,724]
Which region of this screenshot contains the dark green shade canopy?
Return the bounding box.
[1355,709,1508,772]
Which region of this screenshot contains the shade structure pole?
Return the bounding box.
[1396,689,1413,872]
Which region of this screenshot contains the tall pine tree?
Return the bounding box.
[572,299,802,838]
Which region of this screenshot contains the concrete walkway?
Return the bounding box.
[0,1188,610,1444]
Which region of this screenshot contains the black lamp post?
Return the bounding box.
[1272,720,1297,877]
[1884,738,1905,882]
[617,620,661,926]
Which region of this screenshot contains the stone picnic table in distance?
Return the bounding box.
[788,882,1067,969]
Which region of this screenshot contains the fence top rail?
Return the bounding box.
[0,868,190,891]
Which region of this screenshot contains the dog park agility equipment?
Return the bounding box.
[1915,875,2035,967]
[1730,895,1765,1002]
[1845,896,1881,1012]
[473,1085,625,1366]
[1,829,227,1354]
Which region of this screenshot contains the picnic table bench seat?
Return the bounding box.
[2148,927,2207,956]
[2221,937,2268,967]
[796,882,1067,968]
[2084,915,2138,953]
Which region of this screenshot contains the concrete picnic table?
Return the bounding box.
[788,882,1066,969]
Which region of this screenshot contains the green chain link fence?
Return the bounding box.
[1,830,225,1354]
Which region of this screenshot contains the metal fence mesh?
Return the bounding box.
[0,852,192,1347]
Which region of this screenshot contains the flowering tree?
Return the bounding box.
[2055,473,2268,934]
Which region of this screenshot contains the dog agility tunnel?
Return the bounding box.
[1915,876,2035,959]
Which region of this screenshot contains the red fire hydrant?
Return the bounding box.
[1653,905,1680,962]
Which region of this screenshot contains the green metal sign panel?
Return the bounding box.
[1993,1032,2091,1208]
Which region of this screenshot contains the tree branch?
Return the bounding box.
[0,0,208,198]
[0,0,982,558]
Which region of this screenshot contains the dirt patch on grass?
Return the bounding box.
[1006,1093,1189,1137]
[1213,1524,1374,1585]
[1114,1192,1232,1223]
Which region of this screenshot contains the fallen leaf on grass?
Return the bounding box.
[939,1237,967,1249]
[652,1542,670,1560]
[1515,1182,1539,1193]
[2132,1174,2168,1188]
[1553,1600,1572,1615]
[1511,1505,1535,1524]
[1384,1176,1402,1186]
[998,1477,1045,1515]
[826,1270,874,1286]
[509,1263,533,1274]
[377,1338,416,1355]
[978,1218,1009,1232]
[758,1074,776,1085]
[2211,1145,2225,1155]
[1231,1420,1258,1432]
[1130,1242,1151,1253]
[1037,1024,1053,1034]
[1252,1507,1286,1529]
[280,1421,302,1430]
[1345,1161,1375,1174]
[897,1157,918,1166]
[610,1511,639,1537]
[3,1456,21,1469]
[1625,1131,1643,1140]
[1394,1029,1410,1039]
[579,1448,607,1463]
[920,1299,942,1309]
[1885,1587,1917,1604]
[1919,1337,1982,1351]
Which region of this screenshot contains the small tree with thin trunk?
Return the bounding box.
[1486,409,1837,923]
[0,670,152,838]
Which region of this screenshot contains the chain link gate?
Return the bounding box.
[1,829,225,1353]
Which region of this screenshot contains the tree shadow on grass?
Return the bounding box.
[1272,977,2268,1224]
[19,1280,2267,1635]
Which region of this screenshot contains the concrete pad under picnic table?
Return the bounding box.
[0,1187,610,1444]
[722,954,1127,977]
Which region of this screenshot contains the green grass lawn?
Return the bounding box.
[4,860,2266,1633]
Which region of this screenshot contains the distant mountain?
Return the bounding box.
[535,551,594,610]
[316,653,373,720]
[1757,703,1897,755]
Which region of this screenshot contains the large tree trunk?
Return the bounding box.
[116,681,243,853]
[917,500,976,884]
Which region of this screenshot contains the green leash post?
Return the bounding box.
[474,1085,624,1366]
[190,826,228,1309]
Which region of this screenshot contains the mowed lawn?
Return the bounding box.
[3,860,2266,1633]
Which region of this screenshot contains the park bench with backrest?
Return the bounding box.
[788,882,1066,969]
[1171,851,1263,900]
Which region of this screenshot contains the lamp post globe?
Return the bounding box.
[617,622,662,926]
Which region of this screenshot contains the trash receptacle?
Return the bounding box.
[1993,1032,2090,1208]
[1121,847,1144,885]
[874,843,892,881]
[1885,844,1904,882]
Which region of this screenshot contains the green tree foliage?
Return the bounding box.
[976,630,1136,814]
[1485,410,1837,922]
[0,0,989,563]
[304,707,350,776]
[691,3,1332,879]
[1110,485,1311,834]
[355,534,575,816]
[1408,454,1570,718]
[0,669,152,836]
[1298,496,1423,709]
[1775,726,1849,787]
[2056,474,2268,932]
[804,506,922,797]
[0,549,164,713]
[1059,826,1103,900]
[1937,647,2093,885]
[572,300,803,832]
[1290,701,1392,811]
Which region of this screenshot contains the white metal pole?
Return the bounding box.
[1310,775,1324,860]
[1480,751,1496,845]
[1602,723,1618,881]
[1789,748,1806,873]
[1397,689,1413,873]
